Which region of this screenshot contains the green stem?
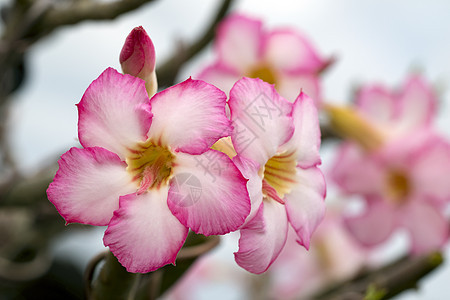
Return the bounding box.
[89,251,139,300]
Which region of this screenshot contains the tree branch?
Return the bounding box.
[311,252,444,300]
[36,0,156,38]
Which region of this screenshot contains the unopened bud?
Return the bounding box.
[120,26,157,96]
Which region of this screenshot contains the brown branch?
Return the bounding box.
[36,0,156,38]
[311,252,444,300]
[156,0,234,87]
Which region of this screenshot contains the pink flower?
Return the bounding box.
[330,75,450,254]
[228,77,326,274]
[355,75,436,138]
[47,68,250,273]
[332,130,450,254]
[197,14,328,104]
[120,26,157,96]
[268,209,367,299]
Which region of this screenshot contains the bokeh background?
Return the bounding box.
[2,0,449,298]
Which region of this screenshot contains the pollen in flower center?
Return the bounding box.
[385,169,410,204]
[126,139,175,194]
[262,150,297,204]
[248,65,277,85]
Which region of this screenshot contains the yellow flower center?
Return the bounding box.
[126,139,175,193]
[247,65,277,85]
[385,170,410,205]
[262,150,297,204]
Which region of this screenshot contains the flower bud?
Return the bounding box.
[120,26,157,96]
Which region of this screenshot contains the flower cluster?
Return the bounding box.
[47,25,326,273]
[47,13,450,291]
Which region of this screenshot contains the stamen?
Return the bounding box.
[126,139,174,193]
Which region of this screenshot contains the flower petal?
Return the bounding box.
[215,14,262,72]
[331,142,385,196]
[233,155,264,224]
[229,77,294,166]
[147,78,230,155]
[47,147,136,226]
[396,75,436,133]
[276,72,321,104]
[344,198,397,247]
[167,150,250,236]
[103,189,189,273]
[284,166,326,249]
[262,29,324,73]
[196,63,241,95]
[78,68,152,160]
[400,200,449,255]
[411,136,450,203]
[234,200,288,274]
[279,92,321,168]
[356,85,395,128]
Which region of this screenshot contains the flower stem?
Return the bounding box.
[89,251,139,300]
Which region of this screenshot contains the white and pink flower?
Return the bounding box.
[355,75,436,138]
[330,75,450,254]
[197,14,328,104]
[228,77,326,274]
[47,68,251,273]
[268,209,367,299]
[332,130,450,254]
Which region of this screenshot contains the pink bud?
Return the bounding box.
[120,26,157,96]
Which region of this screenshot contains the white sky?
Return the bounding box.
[3,0,450,299]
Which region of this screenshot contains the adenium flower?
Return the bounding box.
[330,75,450,254]
[324,75,437,150]
[228,77,326,274]
[197,14,328,104]
[268,209,367,299]
[47,68,250,273]
[120,26,157,96]
[332,130,450,254]
[354,75,436,138]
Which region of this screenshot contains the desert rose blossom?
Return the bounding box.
[329,75,449,254]
[332,130,450,254]
[197,14,329,104]
[354,75,436,138]
[47,68,250,273]
[228,77,326,274]
[268,209,367,300]
[324,75,437,150]
[120,26,158,96]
